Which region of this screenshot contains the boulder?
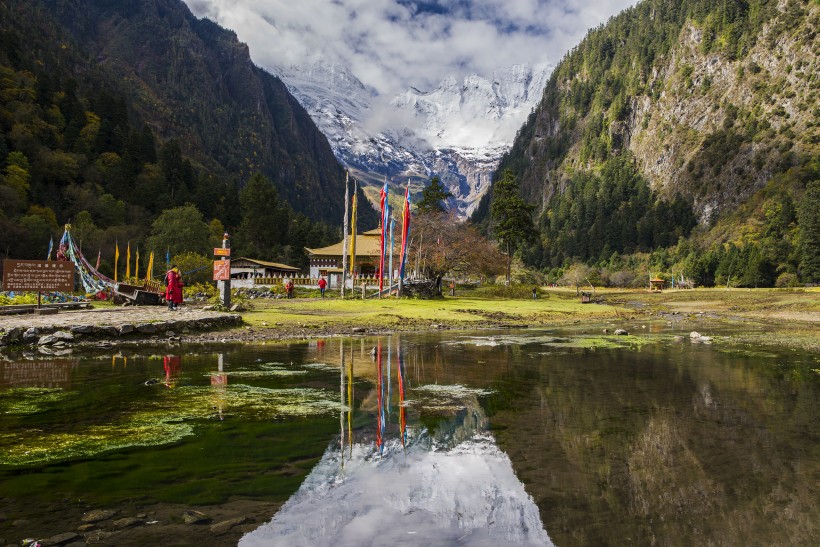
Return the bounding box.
[53,331,74,341]
[209,516,250,534]
[0,327,23,345]
[136,323,158,334]
[40,532,79,546]
[689,331,702,339]
[70,325,95,334]
[38,334,58,345]
[95,326,118,337]
[182,510,211,525]
[614,329,629,336]
[112,517,142,529]
[23,327,40,343]
[81,509,117,523]
[118,324,135,335]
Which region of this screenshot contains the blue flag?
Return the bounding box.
[46,237,54,261]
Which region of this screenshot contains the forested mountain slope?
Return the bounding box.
[478,0,819,285]
[0,0,376,267]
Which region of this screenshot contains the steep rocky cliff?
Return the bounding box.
[493,0,818,224]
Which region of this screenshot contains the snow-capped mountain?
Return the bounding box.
[275,59,549,218]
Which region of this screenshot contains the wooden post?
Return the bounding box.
[218,233,231,309]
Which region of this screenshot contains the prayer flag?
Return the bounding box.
[349,182,358,277]
[135,247,140,279]
[46,237,53,261]
[400,184,411,281]
[125,242,131,279]
[114,241,120,282]
[166,248,170,267]
[146,251,155,280]
[378,181,387,293]
[95,249,101,271]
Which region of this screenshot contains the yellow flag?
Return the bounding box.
[135,247,140,280]
[349,187,357,277]
[125,242,131,280]
[114,242,120,282]
[146,251,154,280]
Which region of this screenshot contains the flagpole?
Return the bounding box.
[389,216,395,295]
[341,171,349,297]
[349,180,358,283]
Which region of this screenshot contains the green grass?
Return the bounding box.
[241,290,623,331]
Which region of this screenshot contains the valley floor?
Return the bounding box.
[2,288,817,351]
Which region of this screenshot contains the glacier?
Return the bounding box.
[274,59,550,218]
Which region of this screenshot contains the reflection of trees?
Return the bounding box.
[487,345,819,546]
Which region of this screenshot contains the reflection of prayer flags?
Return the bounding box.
[114,241,120,282]
[349,182,357,277]
[125,242,131,279]
[46,237,54,261]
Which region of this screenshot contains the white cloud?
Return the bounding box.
[183,0,638,97]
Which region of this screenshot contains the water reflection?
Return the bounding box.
[242,336,553,547]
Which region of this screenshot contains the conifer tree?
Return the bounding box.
[798,181,820,283]
[491,169,536,285]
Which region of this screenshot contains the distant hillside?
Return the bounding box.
[0,0,376,267]
[478,0,819,285]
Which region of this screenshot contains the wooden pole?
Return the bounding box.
[341,172,349,297]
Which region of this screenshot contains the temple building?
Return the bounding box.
[229,257,300,287]
[305,228,398,287]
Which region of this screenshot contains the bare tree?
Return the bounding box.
[410,212,504,295]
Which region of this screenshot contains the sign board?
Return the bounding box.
[213,260,231,281]
[214,248,231,257]
[2,260,75,292]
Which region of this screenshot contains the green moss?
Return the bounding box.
[0,384,342,468]
[0,387,75,415]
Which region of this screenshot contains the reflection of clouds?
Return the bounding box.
[240,432,552,547]
[242,392,551,546]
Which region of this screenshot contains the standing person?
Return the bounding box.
[318,276,327,298]
[285,279,294,299]
[165,265,184,310]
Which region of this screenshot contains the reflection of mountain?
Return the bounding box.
[485,344,820,546]
[241,396,552,547]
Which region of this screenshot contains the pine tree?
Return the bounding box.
[798,181,820,283]
[491,169,536,285]
[416,176,453,214]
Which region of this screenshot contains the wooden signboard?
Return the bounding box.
[214,247,231,257]
[213,260,231,281]
[2,259,75,292]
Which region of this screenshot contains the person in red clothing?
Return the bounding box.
[318,276,327,297]
[165,265,184,310]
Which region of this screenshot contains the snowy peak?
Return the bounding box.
[274,58,550,218]
[390,64,548,149]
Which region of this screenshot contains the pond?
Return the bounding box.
[0,327,817,546]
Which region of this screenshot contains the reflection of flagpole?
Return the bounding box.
[376,340,384,455]
[398,342,406,448]
[349,343,354,456]
[387,341,392,418]
[340,339,345,468]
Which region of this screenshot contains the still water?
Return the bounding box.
[0,328,817,545]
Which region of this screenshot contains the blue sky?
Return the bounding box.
[184,0,638,96]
